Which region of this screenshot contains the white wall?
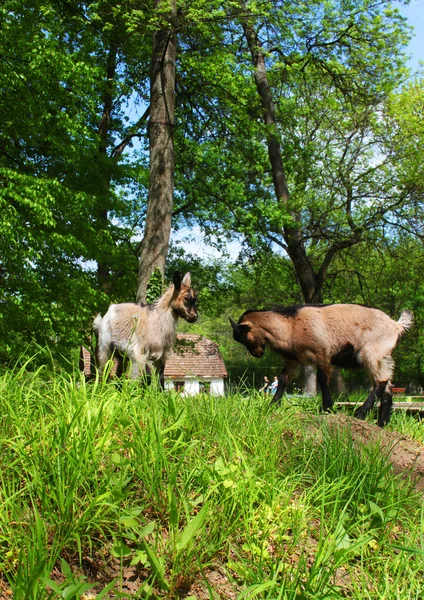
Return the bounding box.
[209,378,225,396]
[165,377,225,396]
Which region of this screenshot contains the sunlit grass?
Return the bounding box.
[388,411,424,445]
[0,364,423,598]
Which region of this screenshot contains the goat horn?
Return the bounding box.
[229,317,237,331]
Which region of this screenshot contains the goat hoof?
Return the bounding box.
[354,410,366,420]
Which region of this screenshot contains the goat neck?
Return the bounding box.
[155,284,179,315]
[233,310,292,358]
[251,311,292,352]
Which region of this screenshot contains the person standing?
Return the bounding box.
[269,376,278,396]
[259,376,270,394]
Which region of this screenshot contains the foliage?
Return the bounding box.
[0,0,146,360]
[327,236,424,386]
[146,267,164,303]
[173,0,416,299]
[0,365,423,597]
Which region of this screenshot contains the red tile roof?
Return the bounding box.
[164,334,227,378]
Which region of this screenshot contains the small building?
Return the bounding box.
[165,334,227,396]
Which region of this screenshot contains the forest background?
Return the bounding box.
[1,0,423,390]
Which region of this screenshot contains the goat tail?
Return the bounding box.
[397,310,414,333]
[93,313,103,334]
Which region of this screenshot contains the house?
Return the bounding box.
[164,334,227,396]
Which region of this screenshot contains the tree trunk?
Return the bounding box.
[303,365,317,397]
[242,16,362,306]
[241,20,319,304]
[136,0,177,304]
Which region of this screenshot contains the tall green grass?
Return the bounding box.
[0,364,423,598]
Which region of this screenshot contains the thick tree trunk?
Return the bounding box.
[136,0,177,304]
[303,365,317,396]
[242,20,319,304]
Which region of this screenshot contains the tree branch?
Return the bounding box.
[111,105,150,158]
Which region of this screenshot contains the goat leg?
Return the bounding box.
[155,360,165,389]
[270,361,298,406]
[270,373,288,405]
[354,381,386,420]
[316,368,333,412]
[377,382,393,428]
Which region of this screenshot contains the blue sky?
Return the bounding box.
[394,0,424,69]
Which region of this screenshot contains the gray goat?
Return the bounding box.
[230,304,413,427]
[94,272,198,386]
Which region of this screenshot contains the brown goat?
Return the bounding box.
[94,272,198,386]
[230,304,413,427]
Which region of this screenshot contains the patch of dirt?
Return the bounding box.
[0,557,239,600]
[0,579,12,600]
[186,569,238,599]
[310,414,424,492]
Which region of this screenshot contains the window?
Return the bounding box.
[173,381,185,392]
[199,381,211,393]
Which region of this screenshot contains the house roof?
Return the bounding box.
[164,334,227,379]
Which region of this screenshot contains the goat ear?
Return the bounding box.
[229,318,251,332]
[182,272,191,287]
[172,271,182,290]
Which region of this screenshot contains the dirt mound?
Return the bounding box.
[312,414,424,492]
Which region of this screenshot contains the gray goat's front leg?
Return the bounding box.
[129,349,149,382]
[149,360,165,389]
[129,360,141,380]
[157,361,165,389]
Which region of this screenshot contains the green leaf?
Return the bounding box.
[111,452,130,466]
[142,540,170,591]
[130,550,148,566]
[237,581,276,599]
[95,579,118,599]
[139,521,156,538]
[111,540,132,558]
[222,479,234,488]
[120,515,139,529]
[176,503,208,552]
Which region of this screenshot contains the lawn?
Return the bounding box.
[0,363,423,599]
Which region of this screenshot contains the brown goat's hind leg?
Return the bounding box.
[317,368,333,412]
[377,382,393,428]
[354,381,386,420]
